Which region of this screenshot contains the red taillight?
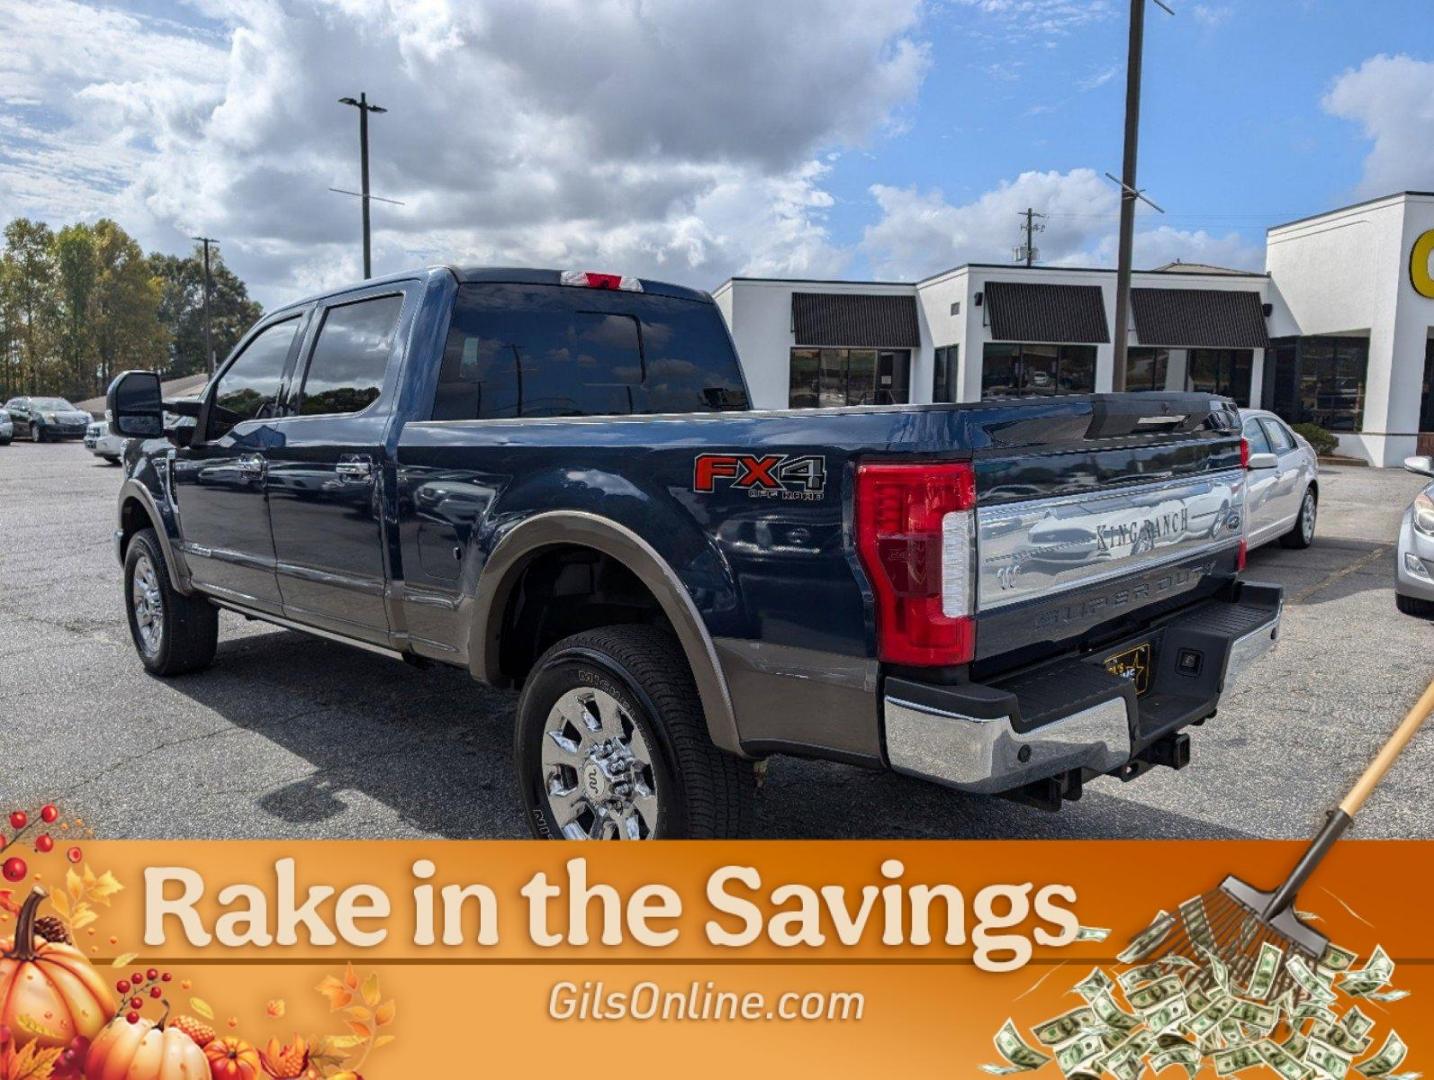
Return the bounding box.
[559,269,643,292]
[854,463,976,666]
[1237,538,1248,572]
[1240,436,1250,469]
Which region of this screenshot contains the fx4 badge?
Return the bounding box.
[693,453,827,501]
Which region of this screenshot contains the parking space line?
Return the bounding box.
[1292,545,1389,604]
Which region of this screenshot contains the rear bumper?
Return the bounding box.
[882,581,1282,795]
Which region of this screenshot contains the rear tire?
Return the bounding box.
[1280,487,1317,549]
[102,455,120,465]
[123,528,218,676]
[30,424,43,443]
[1396,592,1434,619]
[515,625,755,839]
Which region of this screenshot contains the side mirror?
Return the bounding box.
[107,371,164,438]
[1247,452,1278,471]
[1404,455,1434,478]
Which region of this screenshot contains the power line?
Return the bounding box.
[191,236,218,376]
[1015,207,1047,266]
[336,92,389,279]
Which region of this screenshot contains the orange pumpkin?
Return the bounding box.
[0,887,115,1051]
[84,1015,208,1080]
[204,1036,261,1080]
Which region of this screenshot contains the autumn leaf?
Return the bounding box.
[0,890,19,917]
[360,972,381,1008]
[86,868,124,905]
[65,869,84,905]
[373,1034,396,1050]
[70,908,98,931]
[190,997,215,1021]
[321,1035,365,1053]
[342,1006,371,1025]
[47,892,70,920]
[265,999,285,1019]
[342,963,359,990]
[373,1000,395,1027]
[2,1041,64,1080]
[344,1021,372,1040]
[315,975,353,1011]
[110,953,138,968]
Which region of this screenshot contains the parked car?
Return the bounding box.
[1396,455,1434,618]
[105,266,1281,839]
[85,411,128,464]
[1240,408,1318,550]
[3,396,93,441]
[0,410,11,445]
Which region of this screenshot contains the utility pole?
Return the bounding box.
[338,93,388,278]
[1110,0,1173,392]
[1016,208,1046,267]
[192,236,218,376]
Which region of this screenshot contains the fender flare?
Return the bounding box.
[117,479,191,594]
[470,510,746,758]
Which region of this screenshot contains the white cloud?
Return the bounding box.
[1078,65,1120,92]
[1323,54,1434,198]
[946,0,1115,37]
[861,168,1262,279]
[1191,4,1232,29]
[0,0,929,305]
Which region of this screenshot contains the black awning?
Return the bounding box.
[1131,288,1270,349]
[983,281,1110,344]
[791,292,921,348]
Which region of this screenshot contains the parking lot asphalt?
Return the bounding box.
[2,440,1431,841]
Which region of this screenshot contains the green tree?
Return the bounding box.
[1,218,58,396]
[150,246,263,378]
[90,219,168,389]
[53,223,98,399]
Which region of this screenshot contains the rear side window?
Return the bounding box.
[1261,418,1296,452]
[1242,417,1272,455]
[208,318,300,439]
[432,283,749,420]
[298,294,403,416]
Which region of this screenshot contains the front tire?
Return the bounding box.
[102,455,120,465]
[123,528,218,676]
[515,625,755,840]
[1280,487,1317,549]
[1396,592,1434,618]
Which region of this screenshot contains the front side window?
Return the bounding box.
[1262,418,1296,452]
[981,344,1096,399]
[208,318,300,439]
[434,284,748,420]
[1243,417,1272,455]
[298,294,403,416]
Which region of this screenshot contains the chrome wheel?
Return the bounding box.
[131,553,164,657]
[1301,492,1316,542]
[539,687,660,839]
[29,424,41,443]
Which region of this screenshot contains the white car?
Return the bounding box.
[1239,408,1319,550]
[1395,455,1434,618]
[84,411,128,464]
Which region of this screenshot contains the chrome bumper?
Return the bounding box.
[883,592,1282,795]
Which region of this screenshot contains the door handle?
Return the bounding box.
[335,455,372,482]
[236,453,265,479]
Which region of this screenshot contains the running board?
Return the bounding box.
[209,599,406,661]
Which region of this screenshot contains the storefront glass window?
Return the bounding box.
[1125,348,1170,392]
[933,345,959,403]
[1268,337,1368,432]
[788,348,912,408]
[1187,348,1253,406]
[980,344,1096,399]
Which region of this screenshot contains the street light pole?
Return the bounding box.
[338,92,387,279]
[192,236,218,376]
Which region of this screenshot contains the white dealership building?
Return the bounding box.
[713,190,1434,467]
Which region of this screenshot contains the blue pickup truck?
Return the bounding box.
[106,266,1281,839]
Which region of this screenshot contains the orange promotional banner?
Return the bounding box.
[0,838,1428,1078]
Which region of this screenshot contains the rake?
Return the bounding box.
[1139,676,1434,1002]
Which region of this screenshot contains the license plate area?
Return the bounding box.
[1103,641,1153,696]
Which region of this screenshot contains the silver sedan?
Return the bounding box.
[1396,455,1434,618]
[1239,408,1319,550]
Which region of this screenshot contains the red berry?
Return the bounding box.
[8,811,26,831]
[161,972,172,982]
[66,846,83,864]
[130,997,143,1010]
[40,805,58,824]
[2,857,26,883]
[116,980,130,994]
[35,834,54,853]
[126,1012,139,1025]
[131,973,143,986]
[146,968,159,981]
[150,986,162,999]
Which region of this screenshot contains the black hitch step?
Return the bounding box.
[1139,731,1192,771]
[1002,769,1083,813]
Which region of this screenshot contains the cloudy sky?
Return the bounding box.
[2,0,1433,307]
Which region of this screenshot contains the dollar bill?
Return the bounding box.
[984,1019,1053,1074]
[1343,1008,1375,1040]
[1363,989,1409,1004]
[1187,997,1237,1039]
[1294,1001,1338,1028]
[1307,1037,1354,1079]
[1320,943,1359,973]
[1119,911,1176,964]
[1246,941,1285,1001]
[1074,967,1115,1002]
[1355,1032,1408,1078]
[1341,947,1395,997]
[1146,996,1191,1034]
[1179,895,1217,952]
[1151,1044,1201,1079]
[1076,925,1112,942]
[1199,945,1232,994]
[1091,990,1142,1034]
[1288,954,1339,1005]
[1057,1033,1107,1076]
[1260,1039,1313,1080]
[1128,975,1185,1014]
[1312,1021,1373,1057]
[1229,999,1279,1034]
[1034,1007,1099,1047]
[1284,1031,1310,1059]
[1120,963,1170,992]
[1213,1044,1264,1076]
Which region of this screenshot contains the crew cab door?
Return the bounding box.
[172,313,306,612]
[263,287,410,645]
